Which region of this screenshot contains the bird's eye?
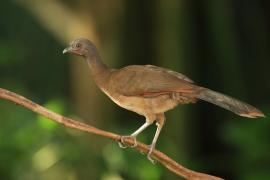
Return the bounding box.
[75,43,81,48]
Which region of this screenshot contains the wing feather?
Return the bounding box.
[108,65,197,97]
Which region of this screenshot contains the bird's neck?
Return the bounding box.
[86,54,108,73]
[85,54,111,88]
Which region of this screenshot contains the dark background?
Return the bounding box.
[0,0,269,179]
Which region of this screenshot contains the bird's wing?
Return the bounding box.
[109,65,198,97]
[144,65,194,83]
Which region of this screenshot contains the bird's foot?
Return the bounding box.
[118,135,137,148]
[147,144,156,164]
[118,141,127,148]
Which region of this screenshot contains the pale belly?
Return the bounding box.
[102,89,178,116]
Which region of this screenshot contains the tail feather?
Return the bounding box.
[197,88,265,118]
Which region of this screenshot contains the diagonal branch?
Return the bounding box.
[0,88,223,180]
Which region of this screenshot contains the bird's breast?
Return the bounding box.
[101,88,179,116]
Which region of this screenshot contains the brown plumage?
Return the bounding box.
[63,38,265,162]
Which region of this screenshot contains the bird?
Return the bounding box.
[63,38,265,162]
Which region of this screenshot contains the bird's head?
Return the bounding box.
[63,38,97,58]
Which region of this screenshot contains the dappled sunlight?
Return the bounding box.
[102,143,125,170]
[101,172,123,180]
[32,143,60,172]
[37,99,65,130]
[16,0,97,43]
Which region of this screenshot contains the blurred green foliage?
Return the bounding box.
[221,117,270,180]
[0,1,270,180]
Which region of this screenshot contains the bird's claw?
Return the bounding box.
[118,141,127,148]
[118,135,137,148]
[147,154,156,164]
[147,144,156,164]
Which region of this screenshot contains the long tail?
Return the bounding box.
[197,88,265,118]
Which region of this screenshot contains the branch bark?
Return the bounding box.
[0,88,223,180]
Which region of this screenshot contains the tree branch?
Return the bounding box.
[0,88,223,180]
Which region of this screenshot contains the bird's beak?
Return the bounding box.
[63,46,72,54]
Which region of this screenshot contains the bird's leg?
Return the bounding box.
[147,114,165,164]
[118,121,152,148]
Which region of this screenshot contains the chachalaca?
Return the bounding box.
[63,38,265,162]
